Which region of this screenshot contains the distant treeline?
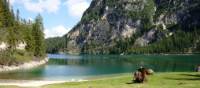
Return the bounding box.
[45,37,67,54]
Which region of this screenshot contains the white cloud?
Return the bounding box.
[28,17,33,21]
[64,0,90,17]
[43,0,61,13]
[44,25,70,38]
[8,0,16,5]
[13,0,61,13]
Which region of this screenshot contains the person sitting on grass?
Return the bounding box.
[133,67,153,83]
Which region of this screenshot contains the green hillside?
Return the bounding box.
[0,0,45,65]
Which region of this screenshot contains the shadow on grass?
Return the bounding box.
[165,73,200,81]
[126,80,135,84]
[126,82,134,84]
[179,74,200,78]
[165,77,200,80]
[126,80,145,84]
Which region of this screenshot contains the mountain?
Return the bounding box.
[65,0,200,54]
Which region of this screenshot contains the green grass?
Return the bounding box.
[44,72,200,88]
[0,72,200,88]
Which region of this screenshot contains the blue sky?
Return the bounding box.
[10,0,92,38]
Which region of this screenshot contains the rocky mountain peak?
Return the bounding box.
[65,0,200,54]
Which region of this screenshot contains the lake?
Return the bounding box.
[0,54,199,81]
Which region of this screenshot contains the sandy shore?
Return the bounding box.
[0,79,87,87]
[0,57,48,72]
[0,80,66,87]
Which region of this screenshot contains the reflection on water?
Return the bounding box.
[0,54,199,81]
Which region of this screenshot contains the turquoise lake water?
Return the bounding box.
[0,54,199,81]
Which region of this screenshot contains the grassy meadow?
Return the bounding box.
[0,72,200,88]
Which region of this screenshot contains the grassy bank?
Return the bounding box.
[0,72,200,88]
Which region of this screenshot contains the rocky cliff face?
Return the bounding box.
[66,0,200,54]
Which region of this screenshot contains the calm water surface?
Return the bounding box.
[0,54,199,81]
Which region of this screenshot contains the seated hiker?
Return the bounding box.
[134,67,146,83]
[133,67,149,83]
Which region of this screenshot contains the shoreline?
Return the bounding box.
[0,80,89,87]
[55,53,200,56]
[0,57,48,72]
[0,79,87,87]
[0,80,67,87]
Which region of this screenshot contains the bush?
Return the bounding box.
[0,49,33,66]
[0,50,14,66]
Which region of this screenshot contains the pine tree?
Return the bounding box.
[0,0,4,27]
[4,0,18,52]
[32,14,45,57]
[16,9,20,22]
[23,24,35,53]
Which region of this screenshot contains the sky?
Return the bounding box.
[9,0,92,38]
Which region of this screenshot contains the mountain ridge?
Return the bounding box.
[60,0,200,54]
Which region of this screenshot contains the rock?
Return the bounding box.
[147,69,154,75]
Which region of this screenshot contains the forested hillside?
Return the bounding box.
[0,0,45,65]
[45,37,67,53]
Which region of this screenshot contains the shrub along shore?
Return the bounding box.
[0,57,48,72]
